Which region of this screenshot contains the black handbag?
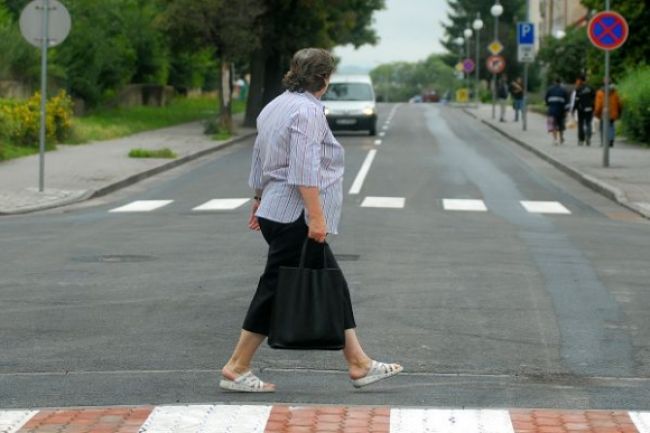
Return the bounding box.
[268,240,346,350]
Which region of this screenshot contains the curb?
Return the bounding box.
[0,131,256,216]
[463,109,650,220]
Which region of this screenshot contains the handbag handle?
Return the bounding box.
[299,239,329,270]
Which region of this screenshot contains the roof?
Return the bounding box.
[329,74,373,84]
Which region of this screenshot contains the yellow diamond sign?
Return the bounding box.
[488,40,504,55]
[455,62,464,72]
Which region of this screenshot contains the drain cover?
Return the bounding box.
[72,255,156,263]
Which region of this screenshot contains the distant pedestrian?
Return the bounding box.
[510,77,524,122]
[220,47,402,393]
[571,74,595,146]
[545,77,570,145]
[497,75,509,122]
[595,79,623,148]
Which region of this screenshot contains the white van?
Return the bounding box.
[321,75,377,136]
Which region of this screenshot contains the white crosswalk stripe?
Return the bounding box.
[443,199,488,212]
[193,198,250,211]
[139,404,272,433]
[390,408,515,433]
[109,200,173,213]
[520,200,571,214]
[0,410,39,433]
[361,196,405,208]
[630,413,650,433]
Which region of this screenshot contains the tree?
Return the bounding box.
[162,0,264,132]
[243,0,385,127]
[538,26,590,83]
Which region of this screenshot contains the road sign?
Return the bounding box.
[456,88,470,103]
[488,40,504,56]
[486,55,506,74]
[517,22,536,63]
[463,58,475,74]
[19,0,71,48]
[588,11,628,51]
[455,62,464,73]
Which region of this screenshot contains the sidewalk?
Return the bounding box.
[0,115,256,214]
[1,404,648,433]
[466,104,650,219]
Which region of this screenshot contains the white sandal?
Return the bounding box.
[219,371,275,393]
[352,360,403,388]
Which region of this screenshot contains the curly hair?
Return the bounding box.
[282,48,335,93]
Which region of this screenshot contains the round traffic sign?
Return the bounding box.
[486,55,506,74]
[19,0,71,48]
[463,58,475,73]
[588,11,628,51]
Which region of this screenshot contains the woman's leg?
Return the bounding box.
[342,328,402,380]
[222,330,274,390]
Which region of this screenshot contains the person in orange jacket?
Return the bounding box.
[594,80,623,147]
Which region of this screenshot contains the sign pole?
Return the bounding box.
[492,14,498,119]
[522,0,530,131]
[602,0,611,167]
[475,22,480,108]
[38,0,50,192]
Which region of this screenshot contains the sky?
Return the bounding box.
[334,0,451,74]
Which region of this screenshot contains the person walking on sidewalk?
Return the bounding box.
[510,77,524,122]
[545,77,570,145]
[571,74,595,146]
[220,48,403,393]
[497,75,509,122]
[595,79,623,148]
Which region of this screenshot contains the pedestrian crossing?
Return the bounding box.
[1,406,648,433]
[107,198,574,215]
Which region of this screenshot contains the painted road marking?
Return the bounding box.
[361,196,405,209]
[0,410,39,433]
[374,139,382,145]
[382,125,389,130]
[443,199,488,212]
[630,413,650,433]
[140,404,272,433]
[109,200,173,213]
[521,201,571,214]
[193,198,249,211]
[349,149,377,195]
[390,408,515,433]
[379,132,386,137]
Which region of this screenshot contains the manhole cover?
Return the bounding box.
[335,254,360,261]
[72,255,156,263]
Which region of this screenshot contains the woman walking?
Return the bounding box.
[220,48,403,393]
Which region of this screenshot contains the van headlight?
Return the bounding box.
[324,107,331,116]
[362,107,375,116]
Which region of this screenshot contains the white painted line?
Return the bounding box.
[630,412,650,433]
[140,405,272,433]
[379,132,386,137]
[382,125,389,130]
[520,201,571,214]
[443,199,487,212]
[109,200,173,213]
[374,140,382,145]
[0,410,39,433]
[349,149,377,195]
[193,198,249,211]
[361,196,405,208]
[390,408,515,433]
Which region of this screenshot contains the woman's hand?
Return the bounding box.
[308,214,327,243]
[248,200,261,231]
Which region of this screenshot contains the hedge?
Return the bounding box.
[619,67,650,146]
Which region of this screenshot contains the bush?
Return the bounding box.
[1,90,74,147]
[619,67,650,145]
[128,148,177,158]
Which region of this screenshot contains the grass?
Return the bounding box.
[0,142,40,160]
[212,131,232,141]
[128,148,177,159]
[68,97,246,144]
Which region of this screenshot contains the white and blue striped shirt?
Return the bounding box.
[249,91,344,234]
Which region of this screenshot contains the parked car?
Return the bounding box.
[422,91,440,103]
[322,75,377,135]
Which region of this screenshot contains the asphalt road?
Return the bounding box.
[1,104,649,410]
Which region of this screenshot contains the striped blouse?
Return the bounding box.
[248,90,344,234]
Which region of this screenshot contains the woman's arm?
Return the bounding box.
[299,186,327,243]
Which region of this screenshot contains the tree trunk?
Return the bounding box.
[262,51,285,106]
[218,59,233,133]
[244,49,267,127]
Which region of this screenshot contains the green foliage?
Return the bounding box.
[0,3,40,82]
[618,67,650,145]
[128,147,177,158]
[538,26,592,83]
[168,48,218,91]
[371,55,458,102]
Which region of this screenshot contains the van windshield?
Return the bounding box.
[322,83,374,101]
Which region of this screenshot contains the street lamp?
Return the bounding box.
[473,13,484,107]
[491,0,504,119]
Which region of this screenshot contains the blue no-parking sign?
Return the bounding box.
[517,22,535,63]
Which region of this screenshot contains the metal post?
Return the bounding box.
[38,0,50,192]
[602,0,610,167]
[492,14,498,119]
[522,0,530,130]
[475,21,480,107]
